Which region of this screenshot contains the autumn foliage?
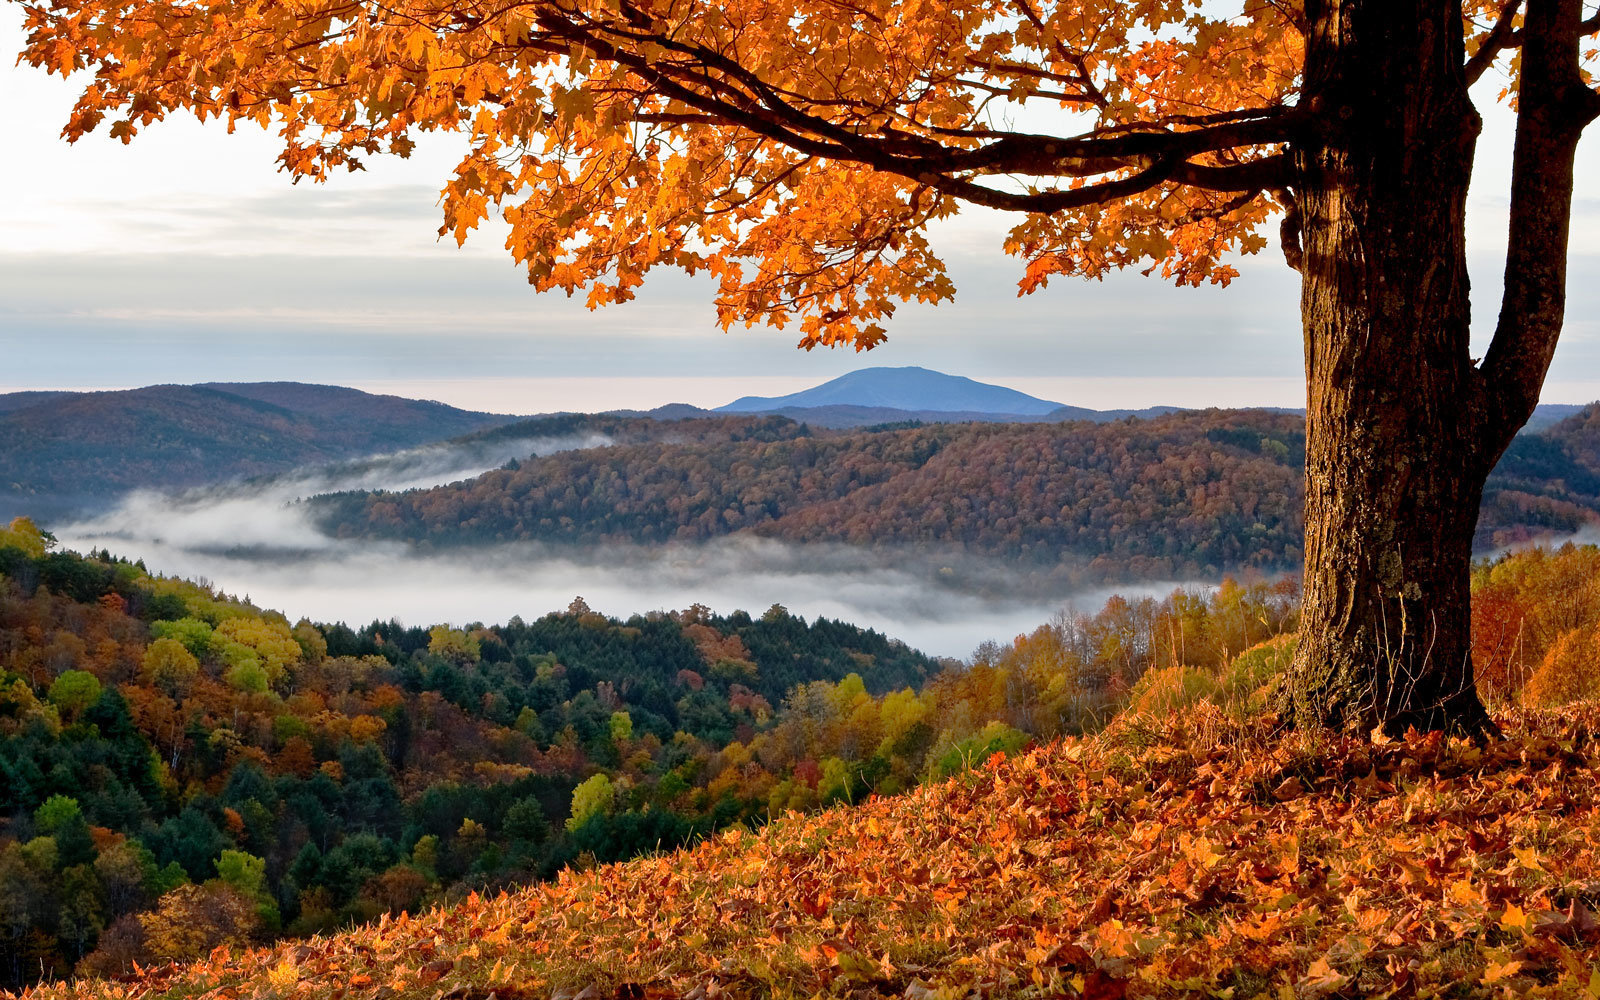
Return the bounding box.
[10,516,1600,995]
[14,706,1600,1000]
[11,0,1315,348]
[1471,544,1600,708]
[316,406,1600,582]
[0,525,945,986]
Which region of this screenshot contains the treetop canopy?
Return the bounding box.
[14,0,1597,346]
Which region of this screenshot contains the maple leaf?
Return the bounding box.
[1270,776,1304,801]
[1501,903,1532,935]
[1300,956,1350,997]
[1482,957,1525,984]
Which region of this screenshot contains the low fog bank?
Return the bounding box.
[262,432,615,496]
[51,436,1222,658]
[59,432,612,553]
[1480,522,1600,563]
[46,530,1200,659]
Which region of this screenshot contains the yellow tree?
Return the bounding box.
[14,0,1600,732]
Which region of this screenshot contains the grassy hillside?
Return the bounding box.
[0,384,519,522]
[15,705,1600,1000]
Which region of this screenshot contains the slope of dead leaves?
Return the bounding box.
[15,706,1600,1000]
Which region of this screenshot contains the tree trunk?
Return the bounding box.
[1285,0,1495,735]
[1280,0,1597,734]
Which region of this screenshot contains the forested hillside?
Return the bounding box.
[8,509,1600,990]
[1543,403,1600,473]
[0,384,520,522]
[0,518,941,987]
[315,407,1600,581]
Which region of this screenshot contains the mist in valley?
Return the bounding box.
[51,433,1209,659]
[60,431,613,553]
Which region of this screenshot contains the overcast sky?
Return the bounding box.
[4,9,1598,414]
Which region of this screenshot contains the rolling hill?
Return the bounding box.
[0,391,75,414]
[0,538,944,989]
[312,404,1600,584]
[0,383,519,522]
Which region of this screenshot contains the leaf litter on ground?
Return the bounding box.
[14,704,1600,1000]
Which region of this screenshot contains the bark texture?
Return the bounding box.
[1284,0,1598,735]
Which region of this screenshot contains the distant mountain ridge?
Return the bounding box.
[710,367,1584,430]
[717,366,1070,415]
[3,375,1591,528]
[736,402,1188,428]
[0,390,76,414]
[611,401,1186,428]
[0,383,519,523]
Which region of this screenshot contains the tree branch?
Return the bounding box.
[917,155,1188,212]
[527,9,1297,211]
[1462,1,1600,83]
[1465,0,1524,85]
[1174,155,1291,191]
[1477,0,1600,460]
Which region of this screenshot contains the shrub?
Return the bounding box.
[932,722,1029,778]
[1222,633,1298,714]
[1520,626,1600,708]
[1126,665,1221,716]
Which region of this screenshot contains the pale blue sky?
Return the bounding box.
[3,8,1598,414]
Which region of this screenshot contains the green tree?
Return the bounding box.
[33,795,83,837]
[141,638,200,698]
[223,659,269,695]
[56,863,104,961]
[214,850,279,929]
[46,671,102,721]
[565,774,615,833]
[608,711,633,743]
[148,618,215,659]
[504,798,548,843]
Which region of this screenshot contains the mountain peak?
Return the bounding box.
[716,367,1064,416]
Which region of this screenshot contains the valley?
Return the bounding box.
[3,372,1600,995]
